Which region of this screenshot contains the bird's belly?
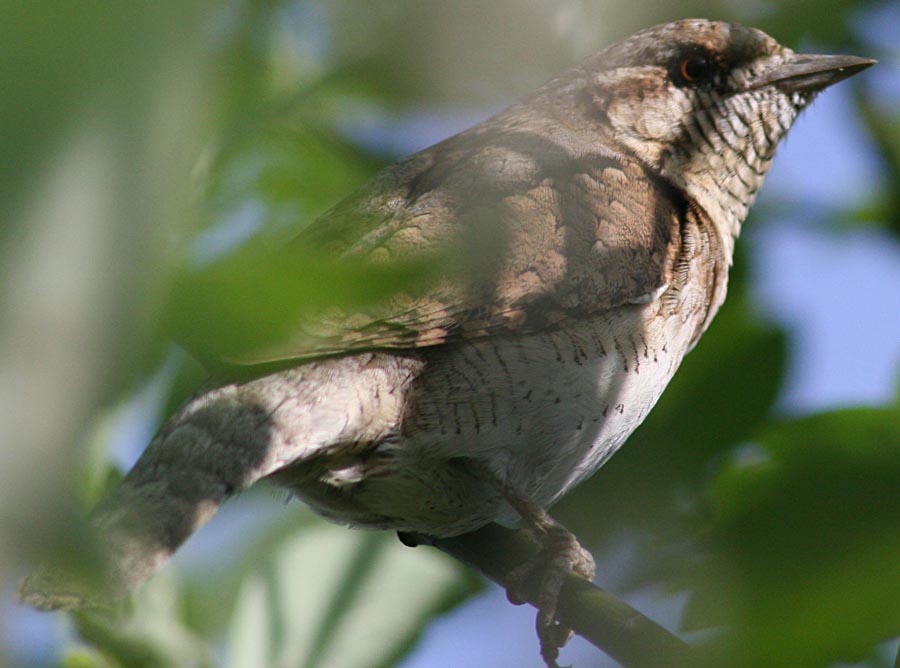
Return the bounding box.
[278,304,703,537]
[402,304,695,524]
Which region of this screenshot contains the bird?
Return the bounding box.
[21,18,873,668]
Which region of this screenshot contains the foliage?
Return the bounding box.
[3,1,899,667]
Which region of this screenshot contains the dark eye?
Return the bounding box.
[677,54,713,84]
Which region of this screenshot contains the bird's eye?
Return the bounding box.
[677,54,713,84]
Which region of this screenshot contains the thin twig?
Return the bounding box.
[409,523,695,668]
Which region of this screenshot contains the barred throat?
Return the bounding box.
[665,87,802,255]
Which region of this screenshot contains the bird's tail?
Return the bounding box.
[19,352,420,610]
[19,381,286,609]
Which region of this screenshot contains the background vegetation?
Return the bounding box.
[2,1,898,667]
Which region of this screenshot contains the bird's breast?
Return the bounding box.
[402,298,702,518]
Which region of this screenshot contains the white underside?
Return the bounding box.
[395,301,693,529]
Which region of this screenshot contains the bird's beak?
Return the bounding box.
[752,53,876,94]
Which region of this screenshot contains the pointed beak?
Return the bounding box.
[754,53,876,94]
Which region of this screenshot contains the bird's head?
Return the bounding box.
[579,19,873,238]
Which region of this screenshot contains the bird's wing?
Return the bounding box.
[205,124,686,367]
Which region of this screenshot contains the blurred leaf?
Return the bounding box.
[165,106,422,369]
[61,647,114,668]
[163,237,440,368]
[754,0,872,46]
[323,0,577,106]
[685,407,900,668]
[10,1,900,667]
[854,87,900,237]
[0,1,210,238]
[72,572,213,668]
[78,407,134,510]
[223,521,480,668]
[225,572,272,668]
[206,118,383,235]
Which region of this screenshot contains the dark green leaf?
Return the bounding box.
[686,407,900,668]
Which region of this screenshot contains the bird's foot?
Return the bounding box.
[464,463,595,668]
[503,514,595,668]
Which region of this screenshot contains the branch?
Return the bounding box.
[413,523,696,668]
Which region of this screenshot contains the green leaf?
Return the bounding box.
[223,521,480,668]
[686,407,900,668]
[206,119,384,234]
[71,572,214,668]
[162,237,440,368]
[225,573,272,668]
[752,0,865,46]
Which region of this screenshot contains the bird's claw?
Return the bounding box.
[503,524,596,668]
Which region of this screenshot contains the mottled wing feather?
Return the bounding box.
[225,125,685,365]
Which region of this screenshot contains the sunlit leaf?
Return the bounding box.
[225,573,272,668]
[222,521,480,668]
